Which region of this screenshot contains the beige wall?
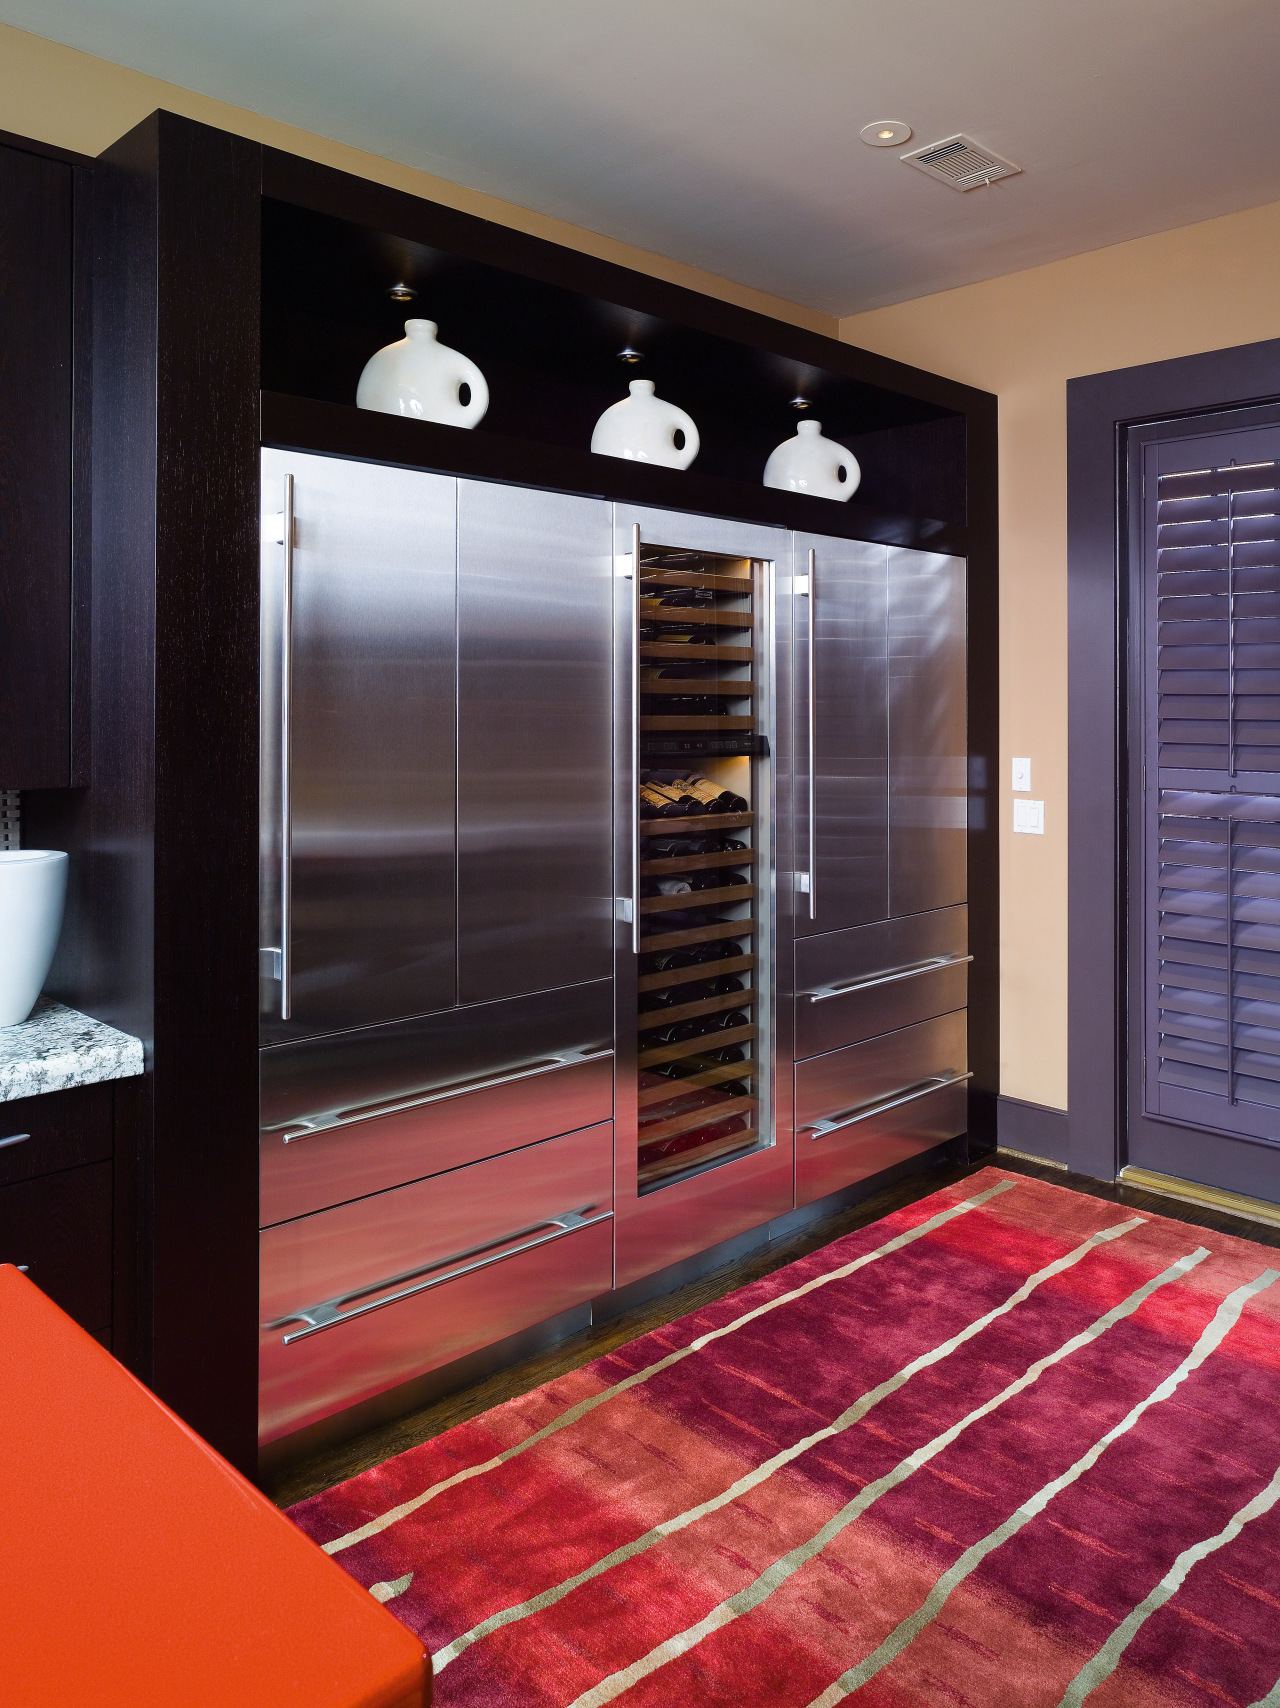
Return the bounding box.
[842,200,1280,1111]
[0,23,832,337]
[11,24,1280,1114]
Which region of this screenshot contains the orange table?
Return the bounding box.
[0,1264,430,1708]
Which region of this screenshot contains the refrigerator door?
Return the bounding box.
[790,533,889,938]
[887,549,968,917]
[457,481,614,1004]
[260,450,457,1041]
[610,502,790,1288]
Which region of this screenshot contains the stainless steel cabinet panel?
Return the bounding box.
[795,905,968,1060]
[795,1010,967,1139]
[458,482,613,1003]
[260,980,613,1222]
[887,548,967,918]
[796,1079,968,1208]
[792,534,889,937]
[259,1119,614,1442]
[261,1052,613,1226]
[260,451,458,1039]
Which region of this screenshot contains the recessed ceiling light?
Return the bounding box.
[618,347,643,364]
[860,120,912,148]
[388,282,417,302]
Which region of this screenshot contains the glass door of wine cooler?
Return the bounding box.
[612,505,792,1288]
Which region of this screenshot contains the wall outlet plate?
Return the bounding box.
[1013,799,1044,835]
[1011,756,1031,792]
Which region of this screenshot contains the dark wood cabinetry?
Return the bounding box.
[18,109,996,1473]
[0,1081,137,1345]
[0,138,88,789]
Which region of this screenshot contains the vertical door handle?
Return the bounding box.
[280,472,296,1020]
[807,546,817,920]
[631,522,642,955]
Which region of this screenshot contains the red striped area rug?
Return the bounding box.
[290,1168,1280,1707]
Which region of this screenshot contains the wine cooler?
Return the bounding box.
[613,506,790,1287]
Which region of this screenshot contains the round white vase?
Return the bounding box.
[0,851,68,1028]
[763,420,860,501]
[356,319,489,428]
[590,380,699,469]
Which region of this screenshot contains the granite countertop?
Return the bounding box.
[0,999,145,1102]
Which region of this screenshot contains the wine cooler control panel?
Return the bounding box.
[633,543,771,1191]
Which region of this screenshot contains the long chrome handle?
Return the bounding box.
[266,1047,614,1142]
[806,546,817,921]
[266,1205,613,1343]
[802,953,974,1004]
[279,471,296,1020]
[631,522,641,955]
[802,1071,973,1140]
[0,1133,32,1150]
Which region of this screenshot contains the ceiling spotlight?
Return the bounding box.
[618,346,643,364]
[859,120,912,148]
[388,282,417,302]
[791,396,811,410]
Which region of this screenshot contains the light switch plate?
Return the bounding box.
[1013,799,1044,835]
[1011,756,1031,792]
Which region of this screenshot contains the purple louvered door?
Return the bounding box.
[1140,426,1280,1146]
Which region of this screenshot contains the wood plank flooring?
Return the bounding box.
[265,1149,1280,1509]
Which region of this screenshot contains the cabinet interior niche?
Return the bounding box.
[260,197,967,526]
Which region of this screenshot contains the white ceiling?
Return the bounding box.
[8,0,1280,315]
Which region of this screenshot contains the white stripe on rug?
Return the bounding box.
[1058,1459,1280,1706]
[322,1179,1018,1555]
[431,1214,1146,1674]
[562,1246,1211,1708]
[805,1266,1279,1706]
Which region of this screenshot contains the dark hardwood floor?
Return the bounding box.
[265,1150,1280,1509]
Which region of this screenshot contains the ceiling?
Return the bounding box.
[8,0,1280,315]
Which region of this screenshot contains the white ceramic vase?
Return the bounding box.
[763,420,860,501]
[0,851,68,1027]
[590,380,699,469]
[356,319,489,427]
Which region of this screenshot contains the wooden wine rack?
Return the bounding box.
[638,811,754,835]
[637,1022,756,1070]
[640,883,756,914]
[637,988,750,1031]
[633,544,764,1191]
[637,953,755,994]
[640,642,752,664]
[641,850,755,877]
[637,1129,760,1188]
[637,1059,752,1107]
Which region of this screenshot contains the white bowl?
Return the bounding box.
[0,851,68,1027]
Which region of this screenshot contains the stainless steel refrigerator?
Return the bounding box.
[255,453,969,1450]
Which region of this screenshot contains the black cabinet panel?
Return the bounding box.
[0,1161,112,1330]
[0,143,73,786]
[0,1081,112,1187]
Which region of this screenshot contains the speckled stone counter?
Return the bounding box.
[0,1000,144,1102]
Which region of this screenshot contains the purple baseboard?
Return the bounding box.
[997,1095,1070,1169]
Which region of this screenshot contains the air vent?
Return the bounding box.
[902,134,1021,191]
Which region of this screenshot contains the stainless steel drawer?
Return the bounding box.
[260,1051,613,1227]
[259,1119,614,1443]
[794,1012,968,1208]
[795,905,967,1060]
[260,980,613,1225]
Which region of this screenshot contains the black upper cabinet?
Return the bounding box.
[0,142,76,788]
[258,157,970,545]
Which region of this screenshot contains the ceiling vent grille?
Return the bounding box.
[902,134,1021,191]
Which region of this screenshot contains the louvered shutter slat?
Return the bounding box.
[1148,448,1280,1141]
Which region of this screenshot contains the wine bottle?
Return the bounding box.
[711,975,744,995]
[638,783,696,820]
[673,776,749,814]
[641,779,704,814]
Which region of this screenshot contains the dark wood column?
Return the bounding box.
[87,112,262,1470]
